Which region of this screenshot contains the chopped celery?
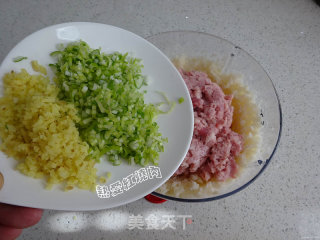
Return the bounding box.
[50,40,167,166]
[178,97,184,104]
[13,56,27,62]
[155,91,176,114]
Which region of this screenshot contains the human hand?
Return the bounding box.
[0,203,43,240]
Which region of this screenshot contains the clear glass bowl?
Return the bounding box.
[147,31,282,202]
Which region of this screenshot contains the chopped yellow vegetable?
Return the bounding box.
[0,69,97,191]
[31,60,47,75]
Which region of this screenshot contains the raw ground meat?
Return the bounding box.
[175,70,243,181]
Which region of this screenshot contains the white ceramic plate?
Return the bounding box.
[0,22,193,210]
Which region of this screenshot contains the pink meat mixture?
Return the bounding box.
[175,70,243,182]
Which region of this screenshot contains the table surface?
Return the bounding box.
[1,0,320,239]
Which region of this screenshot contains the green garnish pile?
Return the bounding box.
[50,41,167,166]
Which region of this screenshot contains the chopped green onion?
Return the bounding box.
[155,91,176,114]
[178,97,184,104]
[158,101,176,114]
[50,51,63,56]
[156,91,171,104]
[13,56,27,62]
[50,40,167,166]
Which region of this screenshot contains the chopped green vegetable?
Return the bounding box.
[155,91,176,114]
[178,97,184,104]
[50,40,167,166]
[13,56,27,62]
[31,60,47,75]
[50,51,63,56]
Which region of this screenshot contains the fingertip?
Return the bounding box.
[0,225,23,240]
[20,208,43,227]
[0,204,43,228]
